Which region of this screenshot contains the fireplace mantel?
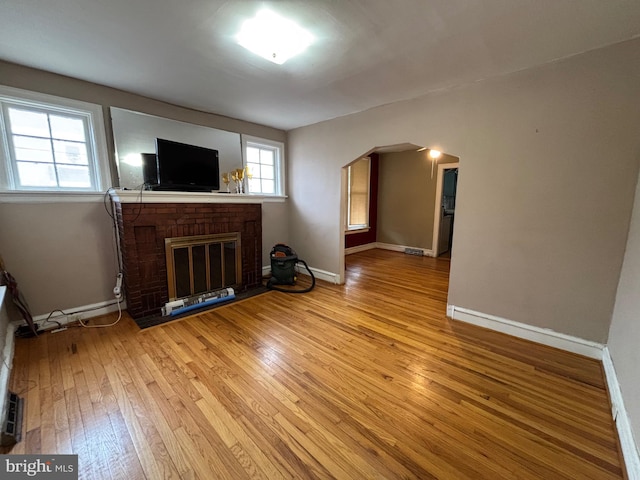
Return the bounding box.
[110,189,285,204]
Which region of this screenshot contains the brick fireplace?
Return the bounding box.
[114,200,262,319]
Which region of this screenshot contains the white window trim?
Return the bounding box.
[241,134,285,197]
[346,157,371,231]
[0,85,112,194]
[345,227,371,235]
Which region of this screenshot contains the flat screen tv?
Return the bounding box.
[155,138,220,192]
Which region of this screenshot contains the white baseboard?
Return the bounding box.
[262,265,340,285]
[32,298,125,330]
[375,242,435,257]
[448,305,605,359]
[301,266,340,284]
[446,304,455,318]
[345,242,439,257]
[602,347,640,479]
[345,243,377,255]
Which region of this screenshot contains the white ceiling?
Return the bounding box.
[1,1,639,131]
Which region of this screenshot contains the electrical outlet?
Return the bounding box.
[113,272,123,299]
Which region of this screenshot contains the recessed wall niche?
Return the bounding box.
[110,107,242,189]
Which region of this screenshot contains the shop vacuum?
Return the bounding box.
[266,244,315,293]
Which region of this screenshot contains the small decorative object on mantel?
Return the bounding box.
[222,172,231,193]
[235,167,245,194]
[230,170,238,193]
[245,165,253,192]
[222,167,250,194]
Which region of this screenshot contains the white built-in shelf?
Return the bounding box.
[110,189,286,204]
[0,189,286,204]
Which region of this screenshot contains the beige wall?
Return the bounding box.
[0,61,288,316]
[377,150,457,250]
[0,201,117,315]
[287,38,640,343]
[608,168,640,458]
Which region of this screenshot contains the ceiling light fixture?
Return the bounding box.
[236,9,313,65]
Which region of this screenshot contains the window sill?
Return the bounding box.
[345,227,371,235]
[0,189,288,204]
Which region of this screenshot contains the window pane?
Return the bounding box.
[13,136,54,163]
[8,108,50,137]
[16,161,57,187]
[348,158,370,228]
[261,149,274,165]
[57,165,91,188]
[262,165,274,180]
[350,159,369,194]
[49,115,86,142]
[350,193,368,225]
[248,178,261,193]
[247,146,260,162]
[53,140,88,165]
[261,179,274,194]
[246,162,260,179]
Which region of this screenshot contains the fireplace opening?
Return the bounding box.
[165,233,242,300]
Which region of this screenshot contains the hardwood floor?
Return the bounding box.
[6,249,624,479]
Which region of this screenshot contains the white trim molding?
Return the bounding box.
[432,162,459,257]
[375,242,435,257]
[262,265,340,285]
[0,84,112,193]
[448,305,605,359]
[345,242,436,257]
[602,347,640,479]
[345,243,377,255]
[446,304,455,318]
[241,134,286,197]
[304,266,340,284]
[32,298,125,330]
